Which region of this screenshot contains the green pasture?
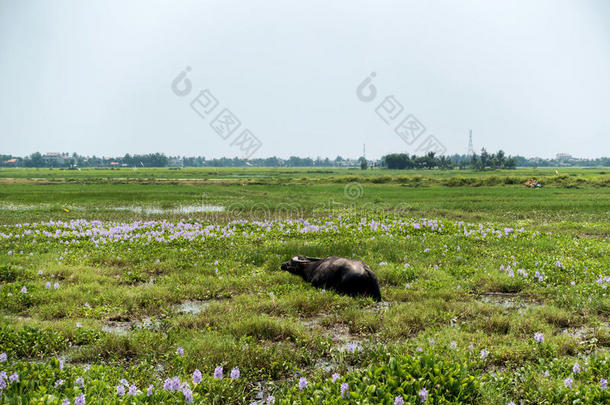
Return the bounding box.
[0,167,608,404]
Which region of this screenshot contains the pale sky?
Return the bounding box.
[1,0,609,159]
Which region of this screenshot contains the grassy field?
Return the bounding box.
[0,168,608,404]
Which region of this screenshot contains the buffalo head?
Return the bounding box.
[281,255,320,275]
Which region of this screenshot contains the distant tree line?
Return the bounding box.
[1,151,608,168]
[382,149,610,170]
[512,155,610,167]
[0,153,360,168]
[466,149,517,171]
[382,149,516,170]
[383,152,455,170]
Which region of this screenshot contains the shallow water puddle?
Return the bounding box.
[174,300,212,314]
[477,292,537,311]
[111,204,224,214]
[560,325,594,340]
[101,322,131,336]
[0,203,225,213]
[101,317,164,335]
[363,301,392,314]
[302,314,366,352]
[0,203,50,211]
[173,298,230,315]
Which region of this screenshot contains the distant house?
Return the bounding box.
[337,159,358,167]
[556,153,572,160]
[43,153,69,166]
[168,157,184,168]
[3,158,18,166]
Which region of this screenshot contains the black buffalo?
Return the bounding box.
[281,255,382,301]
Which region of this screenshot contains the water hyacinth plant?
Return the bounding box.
[192,369,202,385]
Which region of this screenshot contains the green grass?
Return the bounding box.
[0,168,608,404]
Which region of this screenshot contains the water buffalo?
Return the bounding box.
[281,255,382,301]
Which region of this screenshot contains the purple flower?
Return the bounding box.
[213,366,223,379]
[299,377,307,390]
[230,367,240,380]
[573,362,580,374]
[62,399,70,405]
[147,384,154,396]
[120,378,128,386]
[565,377,573,387]
[192,369,202,384]
[75,393,85,405]
[347,343,356,353]
[176,347,184,357]
[534,332,544,343]
[419,387,428,402]
[54,282,60,289]
[424,248,430,253]
[0,352,6,362]
[21,286,27,293]
[331,373,340,382]
[116,384,125,396]
[601,378,607,390]
[429,338,435,346]
[340,382,349,398]
[416,347,423,352]
[394,395,405,405]
[76,377,84,388]
[45,282,51,289]
[9,373,18,383]
[266,395,275,404]
[171,376,181,391]
[183,388,193,403]
[480,349,489,359]
[450,341,457,349]
[0,379,6,390]
[55,379,64,387]
[128,384,137,395]
[163,378,172,391]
